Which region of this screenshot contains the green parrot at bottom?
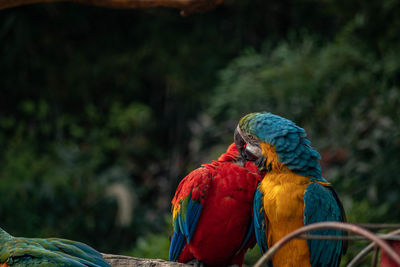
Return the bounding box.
[0,227,110,267]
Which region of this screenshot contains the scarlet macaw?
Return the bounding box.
[234,112,347,267]
[0,227,110,266]
[169,143,263,267]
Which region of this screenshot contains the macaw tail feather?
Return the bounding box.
[169,232,185,262]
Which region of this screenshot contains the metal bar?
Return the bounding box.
[297,234,400,241]
[253,222,400,267]
[347,229,400,267]
[370,245,379,267]
[355,224,400,229]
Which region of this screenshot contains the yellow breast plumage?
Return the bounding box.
[259,170,312,266]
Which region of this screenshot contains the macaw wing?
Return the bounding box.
[253,187,268,254]
[328,187,348,254]
[2,237,109,267]
[37,237,109,266]
[303,183,346,267]
[169,166,212,262]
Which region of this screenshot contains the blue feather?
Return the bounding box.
[169,232,185,262]
[169,191,203,261]
[285,133,300,151]
[187,201,202,242]
[253,188,268,254]
[240,112,323,181]
[274,136,286,148]
[303,183,345,267]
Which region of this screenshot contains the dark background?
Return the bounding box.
[1,0,399,264]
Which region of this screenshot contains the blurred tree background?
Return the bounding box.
[0,0,399,265]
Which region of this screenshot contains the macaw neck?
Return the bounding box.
[259,142,328,183]
[260,142,286,172]
[263,169,308,184]
[262,170,331,189]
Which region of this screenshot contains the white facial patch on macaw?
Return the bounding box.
[245,143,262,158]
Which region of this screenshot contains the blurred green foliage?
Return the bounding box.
[127,218,171,260]
[0,0,399,265]
[209,38,400,222]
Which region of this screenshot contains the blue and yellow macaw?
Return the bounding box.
[234,112,347,267]
[0,227,110,266]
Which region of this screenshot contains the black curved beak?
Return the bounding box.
[234,127,268,173]
[234,127,259,162]
[234,127,246,158]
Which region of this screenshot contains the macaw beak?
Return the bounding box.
[234,126,260,161]
[234,127,246,157]
[234,126,268,173]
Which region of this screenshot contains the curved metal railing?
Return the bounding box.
[253,222,400,267]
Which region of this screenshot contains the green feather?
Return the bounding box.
[0,227,110,267]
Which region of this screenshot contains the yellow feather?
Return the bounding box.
[259,143,313,266]
[172,204,180,222]
[260,142,285,172]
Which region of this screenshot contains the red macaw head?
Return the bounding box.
[218,143,265,177]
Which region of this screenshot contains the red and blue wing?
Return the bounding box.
[169,167,212,262]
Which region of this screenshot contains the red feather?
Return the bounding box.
[171,143,263,267]
[380,240,400,267]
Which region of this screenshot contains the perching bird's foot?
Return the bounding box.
[186,259,206,267]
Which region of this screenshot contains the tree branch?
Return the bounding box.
[0,0,224,15]
[102,253,191,267]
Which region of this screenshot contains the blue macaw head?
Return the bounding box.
[234,112,324,180]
